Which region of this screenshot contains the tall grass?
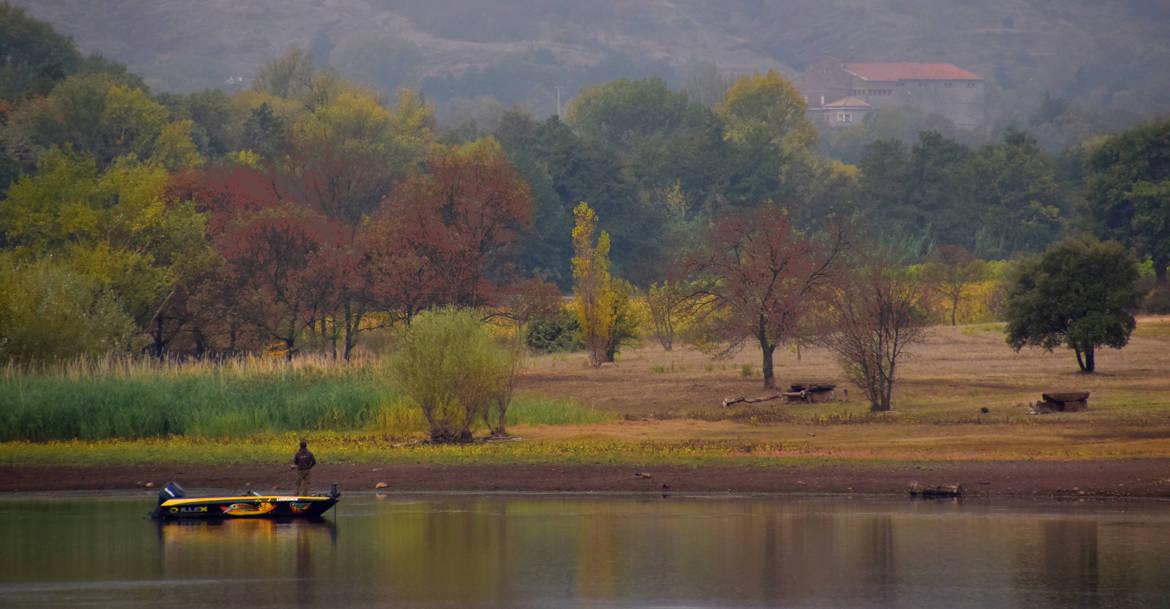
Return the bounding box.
[0,355,609,442]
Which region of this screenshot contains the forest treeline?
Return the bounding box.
[0,5,1167,365]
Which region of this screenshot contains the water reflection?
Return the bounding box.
[1,493,1168,608]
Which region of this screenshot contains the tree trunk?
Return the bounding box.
[1074,344,1096,373]
[761,342,777,389]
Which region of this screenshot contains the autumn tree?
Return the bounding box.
[571,201,620,367]
[717,70,815,154]
[0,255,138,364]
[187,164,338,358]
[686,206,849,388]
[645,280,688,351]
[817,248,928,412]
[1004,236,1140,373]
[484,277,564,436]
[920,245,987,326]
[716,70,816,205]
[0,147,210,361]
[366,138,533,326]
[283,87,434,357]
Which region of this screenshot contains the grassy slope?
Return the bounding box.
[3,317,1169,467]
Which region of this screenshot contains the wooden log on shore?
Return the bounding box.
[722,394,784,407]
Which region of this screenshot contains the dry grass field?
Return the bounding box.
[510,316,1170,461]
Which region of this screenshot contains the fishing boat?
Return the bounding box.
[152,481,340,520]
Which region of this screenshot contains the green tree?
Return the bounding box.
[2,74,171,172]
[969,129,1064,258]
[0,147,210,359]
[1004,236,1141,373]
[0,4,81,100]
[903,131,974,253]
[389,307,515,443]
[0,255,138,364]
[716,71,816,206]
[565,77,709,152]
[1083,117,1170,285]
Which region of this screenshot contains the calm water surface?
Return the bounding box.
[1,491,1168,608]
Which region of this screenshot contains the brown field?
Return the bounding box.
[509,316,1170,462]
[6,317,1170,496]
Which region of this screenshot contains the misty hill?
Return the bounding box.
[12,0,1170,129]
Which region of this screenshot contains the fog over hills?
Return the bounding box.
[13,0,1170,130]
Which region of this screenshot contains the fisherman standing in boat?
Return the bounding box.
[291,439,316,495]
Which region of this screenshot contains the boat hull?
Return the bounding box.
[153,482,339,520]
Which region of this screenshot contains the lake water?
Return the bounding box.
[1,491,1168,608]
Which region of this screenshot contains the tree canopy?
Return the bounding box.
[1004,236,1141,372]
[1083,117,1170,284]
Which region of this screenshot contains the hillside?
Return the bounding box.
[11,0,1170,128]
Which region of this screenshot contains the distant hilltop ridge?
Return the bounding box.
[12,0,1170,127]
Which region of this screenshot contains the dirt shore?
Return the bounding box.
[4,460,1170,498]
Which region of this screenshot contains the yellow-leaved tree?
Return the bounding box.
[571,202,617,367]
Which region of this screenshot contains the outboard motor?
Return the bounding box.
[157,481,186,505]
[151,481,186,519]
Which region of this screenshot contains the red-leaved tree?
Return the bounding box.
[685,206,849,388]
[186,165,342,357]
[365,140,534,317]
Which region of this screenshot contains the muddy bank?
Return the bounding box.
[4,460,1170,498]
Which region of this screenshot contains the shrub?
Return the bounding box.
[525,310,583,353]
[389,307,515,443]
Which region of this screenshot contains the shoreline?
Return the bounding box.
[4,459,1170,498]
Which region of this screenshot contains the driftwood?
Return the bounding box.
[908,482,963,498]
[722,394,784,407]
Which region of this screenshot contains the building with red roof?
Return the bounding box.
[799,60,985,130]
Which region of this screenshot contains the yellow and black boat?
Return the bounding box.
[152,481,340,520]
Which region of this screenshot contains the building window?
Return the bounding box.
[944,82,953,88]
[967,82,977,88]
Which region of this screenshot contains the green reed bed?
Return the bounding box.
[0,356,611,442]
[0,357,387,441]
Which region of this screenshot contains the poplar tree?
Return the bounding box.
[571,202,616,367]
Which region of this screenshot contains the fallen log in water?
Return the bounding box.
[907,481,963,498]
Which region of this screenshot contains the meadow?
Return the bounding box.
[2,317,1169,466]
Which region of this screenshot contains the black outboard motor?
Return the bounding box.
[157,481,185,505]
[151,481,186,519]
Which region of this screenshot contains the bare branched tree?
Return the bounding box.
[816,249,928,412]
